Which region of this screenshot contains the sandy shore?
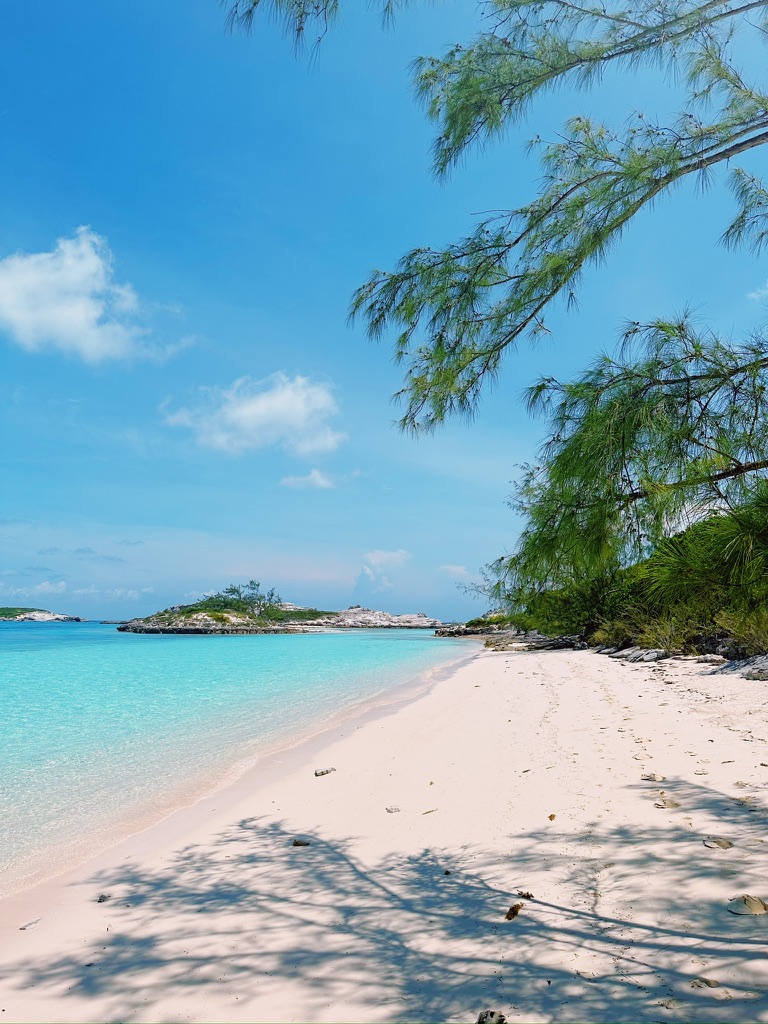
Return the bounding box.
[1,646,766,1022]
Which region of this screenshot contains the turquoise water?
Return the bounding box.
[1,621,466,894]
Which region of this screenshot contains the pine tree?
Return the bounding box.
[224,0,768,602]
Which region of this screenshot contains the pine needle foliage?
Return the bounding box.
[225,1,768,430]
[357,2,768,431]
[223,0,768,433]
[222,0,409,49]
[644,483,768,606]
[489,318,768,603]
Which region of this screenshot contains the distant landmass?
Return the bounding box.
[118,602,444,634]
[0,607,84,622]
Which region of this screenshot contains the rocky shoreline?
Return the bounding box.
[118,623,314,635]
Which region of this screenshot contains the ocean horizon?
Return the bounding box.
[1,621,468,896]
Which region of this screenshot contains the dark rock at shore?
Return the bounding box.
[117,622,312,635]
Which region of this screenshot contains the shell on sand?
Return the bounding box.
[727,894,768,915]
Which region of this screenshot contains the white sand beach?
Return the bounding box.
[0,645,766,1023]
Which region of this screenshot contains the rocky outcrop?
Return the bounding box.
[481,630,589,652]
[118,605,444,634]
[303,606,443,629]
[118,610,312,635]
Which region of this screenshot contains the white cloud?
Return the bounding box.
[0,579,67,598]
[363,548,411,568]
[0,227,149,361]
[167,373,346,456]
[438,564,472,578]
[351,549,412,602]
[748,281,768,302]
[281,468,334,489]
[72,585,154,601]
[354,563,392,596]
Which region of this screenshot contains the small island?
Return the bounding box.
[0,607,83,622]
[117,581,444,634]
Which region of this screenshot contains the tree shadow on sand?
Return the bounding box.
[2,774,767,1023]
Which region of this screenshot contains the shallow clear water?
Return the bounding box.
[0,621,465,893]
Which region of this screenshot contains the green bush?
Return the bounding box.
[465,613,510,627]
[716,608,768,656]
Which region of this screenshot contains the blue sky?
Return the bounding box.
[1,1,766,621]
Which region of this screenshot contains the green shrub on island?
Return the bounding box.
[153,582,336,626]
[0,607,46,618]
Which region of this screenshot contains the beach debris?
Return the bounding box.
[476,1011,506,1024]
[654,797,681,808]
[314,767,336,777]
[694,769,709,775]
[734,780,749,788]
[548,813,556,820]
[641,773,666,782]
[516,890,534,899]
[733,796,757,808]
[18,918,40,931]
[96,893,111,903]
[292,839,311,847]
[422,808,438,815]
[703,837,733,849]
[691,977,720,988]
[505,902,524,920]
[385,806,401,813]
[727,894,768,915]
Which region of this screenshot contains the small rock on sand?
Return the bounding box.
[727,894,768,914]
[703,837,733,849]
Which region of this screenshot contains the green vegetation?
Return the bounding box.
[228,1,768,653]
[465,614,510,629]
[189,580,284,618]
[497,486,768,653]
[0,607,45,618]
[152,582,335,625]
